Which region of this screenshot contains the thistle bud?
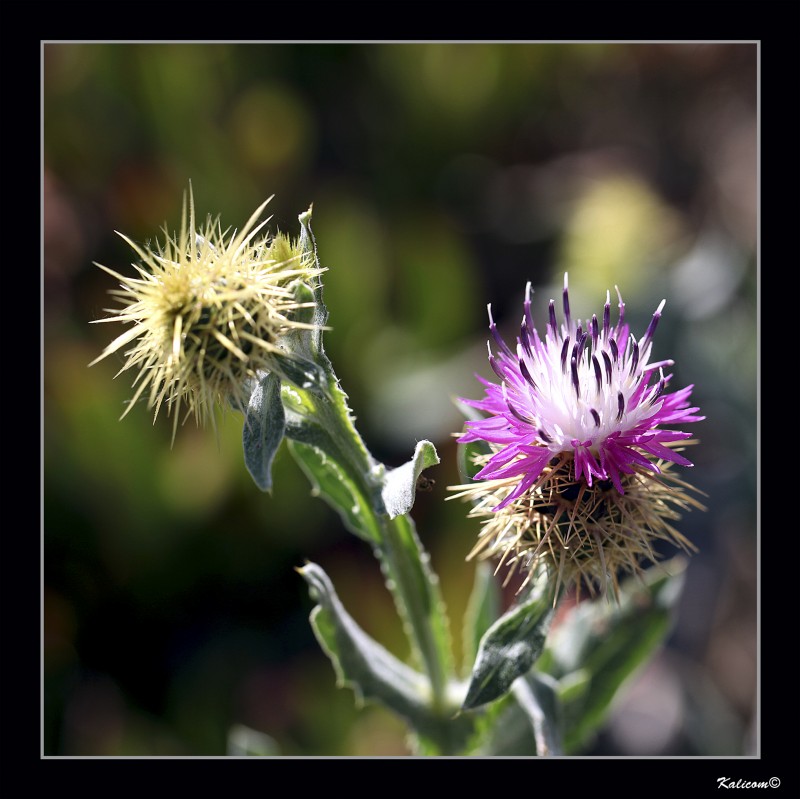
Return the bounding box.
[90,186,325,439]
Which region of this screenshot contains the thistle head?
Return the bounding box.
[451,274,705,598]
[90,186,324,438]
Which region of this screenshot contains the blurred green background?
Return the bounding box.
[43,43,757,756]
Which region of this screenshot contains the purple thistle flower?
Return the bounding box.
[450,274,706,596]
[459,274,704,511]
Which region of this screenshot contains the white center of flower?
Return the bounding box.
[504,283,670,456]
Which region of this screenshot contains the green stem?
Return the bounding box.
[289,211,459,751]
[311,374,456,724]
[380,513,451,713]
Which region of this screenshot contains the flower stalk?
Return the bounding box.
[284,361,456,715]
[282,211,456,723]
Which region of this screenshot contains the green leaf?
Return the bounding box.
[285,278,317,328]
[298,206,329,353]
[462,568,555,710]
[288,439,381,543]
[300,561,473,755]
[461,561,502,676]
[464,672,563,756]
[271,349,327,393]
[512,672,563,756]
[277,278,329,391]
[380,440,439,519]
[242,372,285,492]
[466,692,536,756]
[554,668,591,705]
[538,557,688,753]
[298,561,458,746]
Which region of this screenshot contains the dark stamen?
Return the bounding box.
[507,400,532,425]
[592,354,602,391]
[590,408,601,427]
[591,314,599,348]
[488,353,506,381]
[560,336,570,372]
[602,351,613,383]
[519,357,537,390]
[488,305,513,358]
[563,282,572,331]
[617,391,625,421]
[609,338,618,362]
[548,300,557,334]
[524,282,536,334]
[641,300,665,351]
[538,428,552,443]
[603,298,610,337]
[629,340,640,375]
[520,319,533,359]
[571,356,580,398]
[649,377,666,405]
[576,331,588,361]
